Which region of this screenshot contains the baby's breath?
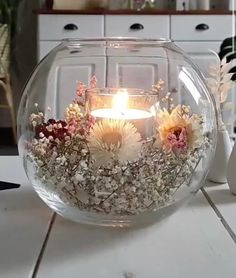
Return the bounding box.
[25,78,211,216]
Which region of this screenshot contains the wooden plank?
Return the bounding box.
[37,191,236,278]
[36,9,234,15]
[205,181,236,236]
[0,156,52,278]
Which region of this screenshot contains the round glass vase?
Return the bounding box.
[17,38,217,227]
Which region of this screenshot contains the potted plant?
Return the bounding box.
[219,36,236,80]
[219,36,236,193]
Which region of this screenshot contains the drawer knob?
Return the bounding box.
[64,23,78,31]
[130,23,144,31]
[195,23,209,31]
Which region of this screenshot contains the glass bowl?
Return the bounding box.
[17,38,217,227]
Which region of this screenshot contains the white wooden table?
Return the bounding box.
[0,156,236,278]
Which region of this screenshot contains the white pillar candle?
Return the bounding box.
[90,89,154,139]
[91,108,152,121]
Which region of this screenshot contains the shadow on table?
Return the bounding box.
[0,183,48,211]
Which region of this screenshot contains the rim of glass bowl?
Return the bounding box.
[61,37,173,45]
[58,37,183,63]
[86,87,158,97]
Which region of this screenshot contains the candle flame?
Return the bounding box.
[113,89,128,115]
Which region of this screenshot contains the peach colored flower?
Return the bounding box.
[156,105,203,152]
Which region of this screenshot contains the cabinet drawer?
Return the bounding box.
[39,41,61,61]
[105,15,169,38]
[39,15,104,40]
[175,41,221,54]
[175,41,221,74]
[171,15,232,41]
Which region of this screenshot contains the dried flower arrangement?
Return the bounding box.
[25,77,210,216]
[206,51,234,130]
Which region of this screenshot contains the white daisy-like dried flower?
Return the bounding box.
[88,119,142,166]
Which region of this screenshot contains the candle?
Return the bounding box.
[90,89,154,139]
[91,108,152,120]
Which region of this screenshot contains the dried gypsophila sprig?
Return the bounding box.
[29,75,97,142]
[27,106,95,159]
[75,75,97,105]
[29,103,44,128]
[152,79,165,96]
[161,92,174,112]
[27,113,208,215]
[29,107,207,216]
[152,80,176,113]
[27,133,208,215]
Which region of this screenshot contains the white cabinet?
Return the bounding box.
[107,56,168,89]
[171,15,232,74]
[175,41,221,76]
[45,56,106,118]
[38,15,104,61]
[38,14,105,118]
[171,15,232,41]
[172,15,235,135]
[39,15,104,40]
[105,15,169,38]
[38,13,235,134]
[104,15,169,89]
[39,41,61,60]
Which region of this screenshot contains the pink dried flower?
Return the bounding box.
[157,105,203,152]
[67,114,95,137]
[167,127,188,150]
[76,82,87,97]
[90,75,97,89]
[67,123,78,136]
